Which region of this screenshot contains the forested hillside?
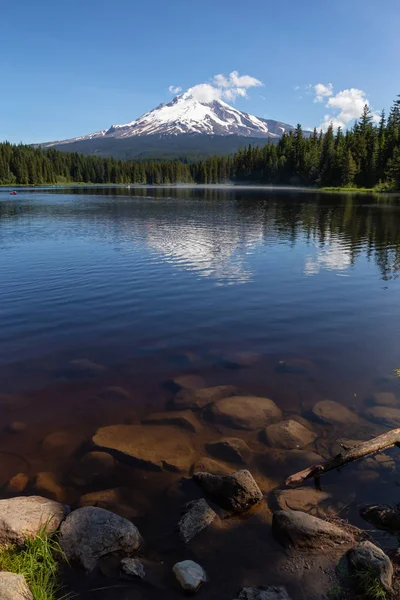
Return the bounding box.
[1,98,399,189]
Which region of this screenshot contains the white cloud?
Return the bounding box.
[311,84,380,131]
[168,85,182,94]
[188,71,263,104]
[314,83,333,103]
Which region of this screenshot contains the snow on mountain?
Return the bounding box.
[46,92,295,146]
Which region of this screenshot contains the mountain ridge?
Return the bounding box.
[41,92,301,159]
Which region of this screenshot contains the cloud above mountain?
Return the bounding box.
[312,83,379,130]
[168,71,264,104]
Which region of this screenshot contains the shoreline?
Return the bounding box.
[0,182,398,194]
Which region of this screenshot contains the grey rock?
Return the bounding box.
[312,400,359,425]
[348,541,393,593]
[171,385,239,410]
[121,557,145,579]
[263,420,317,449]
[60,506,142,570]
[178,499,217,543]
[0,572,33,600]
[206,437,252,464]
[173,560,207,592]
[236,586,292,600]
[194,469,263,513]
[272,510,354,548]
[0,496,68,547]
[207,396,282,430]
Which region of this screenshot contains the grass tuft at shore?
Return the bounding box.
[0,528,70,600]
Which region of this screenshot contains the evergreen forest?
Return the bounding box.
[1,98,399,190]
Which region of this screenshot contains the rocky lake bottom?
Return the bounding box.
[1,350,400,600]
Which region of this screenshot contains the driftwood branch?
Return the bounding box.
[285,427,400,488]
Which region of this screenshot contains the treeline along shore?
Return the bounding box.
[1,97,399,190]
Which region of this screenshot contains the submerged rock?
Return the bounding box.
[191,457,232,476]
[143,410,201,433]
[121,557,145,579]
[347,541,393,593]
[69,451,116,487]
[360,504,400,533]
[170,374,206,391]
[0,496,68,547]
[207,396,282,430]
[171,385,239,410]
[312,400,359,425]
[93,424,194,472]
[35,472,67,503]
[0,572,33,600]
[365,406,400,428]
[235,587,292,600]
[173,560,207,592]
[6,472,29,494]
[194,469,263,513]
[60,506,142,571]
[273,488,333,517]
[206,438,252,464]
[178,498,217,543]
[272,510,354,549]
[6,421,27,434]
[263,420,317,449]
[369,392,398,407]
[41,429,85,459]
[96,386,131,401]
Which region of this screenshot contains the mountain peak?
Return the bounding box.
[44,94,296,148]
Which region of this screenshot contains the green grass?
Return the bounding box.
[0,528,70,600]
[352,564,389,600]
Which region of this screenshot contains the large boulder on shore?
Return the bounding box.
[194,469,263,513]
[272,510,354,549]
[60,506,142,571]
[92,424,194,472]
[263,420,317,449]
[0,496,68,547]
[0,572,33,600]
[206,396,282,430]
[347,541,393,594]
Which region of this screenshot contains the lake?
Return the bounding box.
[1,185,400,598]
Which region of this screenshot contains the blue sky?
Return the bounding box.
[1,0,399,143]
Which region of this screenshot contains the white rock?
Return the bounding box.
[0,496,68,547]
[173,560,207,592]
[0,572,33,600]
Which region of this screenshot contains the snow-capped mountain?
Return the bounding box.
[46,91,294,147]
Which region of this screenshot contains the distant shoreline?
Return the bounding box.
[0,183,398,194]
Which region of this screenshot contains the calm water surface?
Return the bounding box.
[1,186,400,598]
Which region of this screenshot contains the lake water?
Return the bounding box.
[1,186,400,598]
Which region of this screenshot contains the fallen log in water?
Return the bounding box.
[285,428,400,487]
